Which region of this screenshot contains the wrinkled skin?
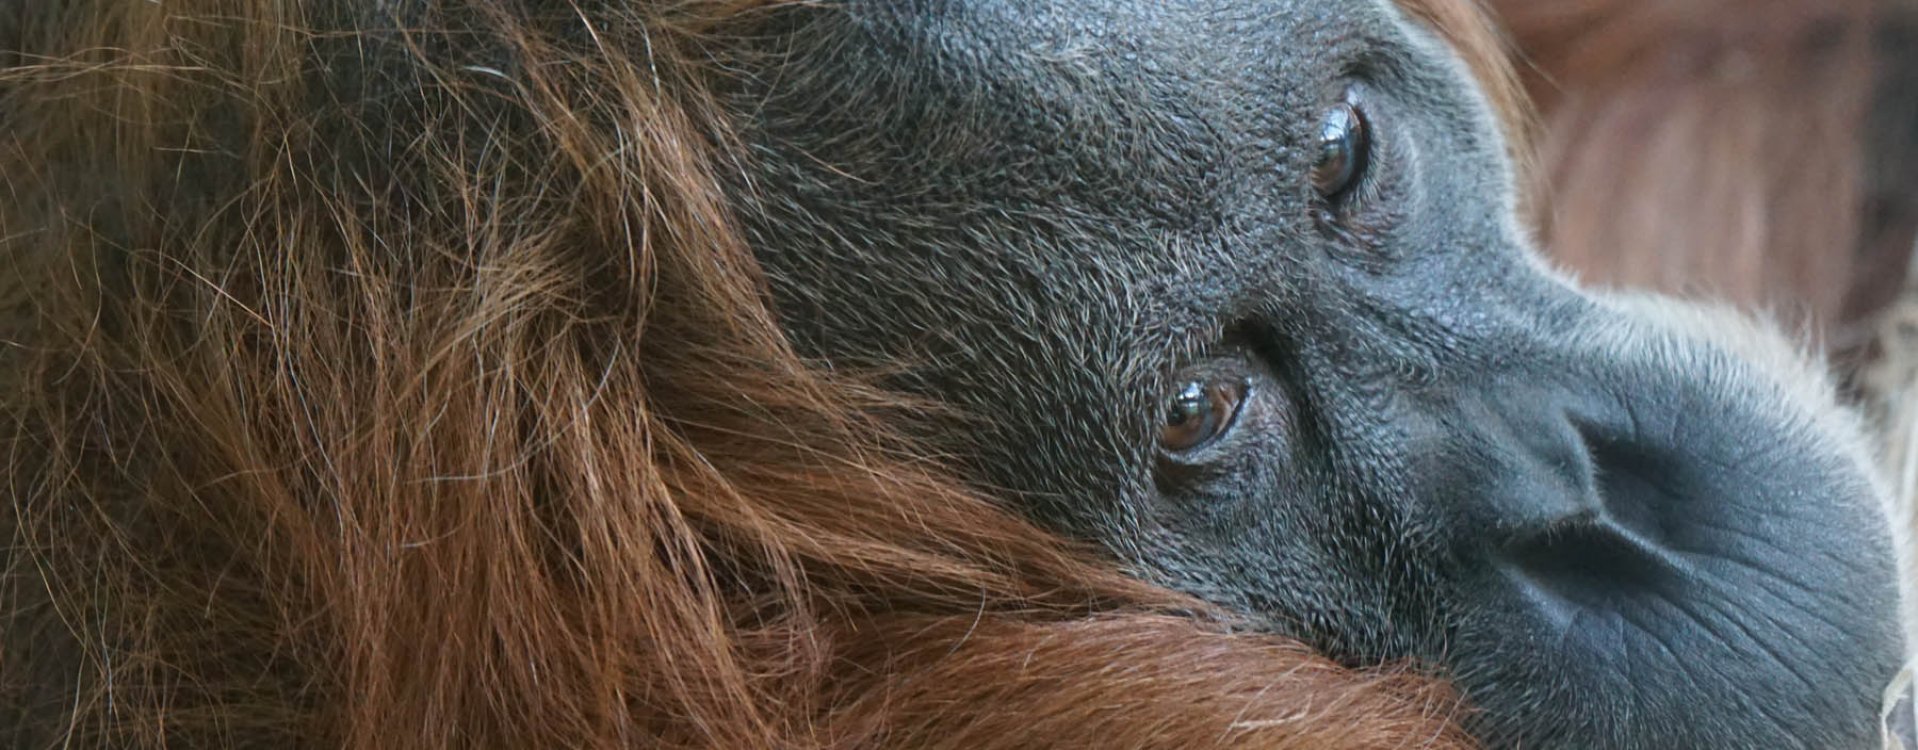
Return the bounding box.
[719,1,1908,746]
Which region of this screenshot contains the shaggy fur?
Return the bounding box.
[2,0,1908,747]
[0,1,1490,747]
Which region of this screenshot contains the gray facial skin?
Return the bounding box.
[718,1,1907,746]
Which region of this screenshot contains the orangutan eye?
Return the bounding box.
[1158,377,1247,453]
[1311,101,1370,201]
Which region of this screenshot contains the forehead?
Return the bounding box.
[752,3,1443,265]
[750,0,1438,228]
[844,0,1417,130]
[734,0,1486,341]
[768,0,1457,204]
[859,0,1406,53]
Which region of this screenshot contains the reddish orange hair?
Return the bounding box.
[0,1,1492,747]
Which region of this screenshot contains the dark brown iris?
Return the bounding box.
[1158,378,1246,452]
[1311,102,1369,200]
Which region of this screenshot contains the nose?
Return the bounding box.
[1497,443,1697,619]
[1411,299,1904,746]
[1448,380,1703,612]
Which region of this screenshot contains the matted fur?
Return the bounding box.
[0,1,1486,748]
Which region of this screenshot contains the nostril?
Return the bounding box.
[1488,414,1703,613]
[1499,427,1699,615]
[1585,433,1683,548]
[1458,388,1699,590]
[1503,510,1681,607]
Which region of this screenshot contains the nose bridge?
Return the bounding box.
[1314,241,1600,375]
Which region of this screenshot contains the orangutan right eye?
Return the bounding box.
[1158,377,1247,453]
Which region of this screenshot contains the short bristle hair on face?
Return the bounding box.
[0,2,1483,747]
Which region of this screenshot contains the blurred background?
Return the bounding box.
[1485,0,1916,368]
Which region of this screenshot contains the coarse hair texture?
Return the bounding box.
[0,1,1487,748]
